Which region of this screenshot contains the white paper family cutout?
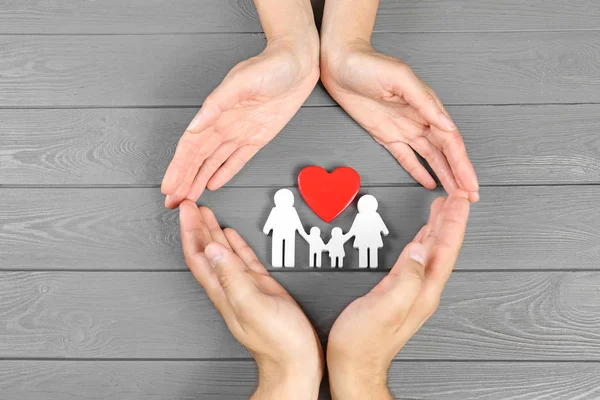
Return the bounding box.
[263,189,389,268]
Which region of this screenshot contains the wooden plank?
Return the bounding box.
[2,186,599,271]
[1,0,599,34]
[1,32,599,107]
[1,361,599,400]
[2,105,600,186]
[0,271,599,359]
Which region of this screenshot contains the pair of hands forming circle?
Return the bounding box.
[166,33,478,397]
[161,36,479,208]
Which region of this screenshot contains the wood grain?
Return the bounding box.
[0,271,599,359]
[1,186,599,271]
[2,105,600,186]
[1,32,599,107]
[1,361,600,399]
[1,0,598,34]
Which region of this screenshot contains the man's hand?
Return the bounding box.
[162,31,319,208]
[326,191,471,399]
[179,200,323,399]
[321,38,479,202]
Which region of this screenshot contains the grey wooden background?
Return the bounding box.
[1,1,600,399]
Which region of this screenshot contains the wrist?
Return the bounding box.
[327,358,391,400]
[264,32,320,82]
[252,361,322,400]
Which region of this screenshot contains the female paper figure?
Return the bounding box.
[305,227,326,267]
[326,227,349,268]
[263,189,307,267]
[345,195,389,268]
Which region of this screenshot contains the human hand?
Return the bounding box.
[326,191,471,399]
[321,40,479,202]
[162,33,319,209]
[179,200,323,399]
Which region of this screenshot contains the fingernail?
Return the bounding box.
[205,243,224,267]
[409,243,427,266]
[439,112,456,130]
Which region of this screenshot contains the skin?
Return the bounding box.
[179,191,470,398]
[179,200,323,399]
[327,192,471,399]
[321,0,480,202]
[162,0,320,208]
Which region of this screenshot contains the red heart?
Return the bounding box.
[298,166,361,223]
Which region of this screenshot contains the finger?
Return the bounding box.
[205,242,262,317]
[414,196,446,243]
[165,135,222,208]
[426,191,470,291]
[207,145,261,191]
[198,207,232,250]
[179,201,232,318]
[390,63,456,131]
[186,142,238,201]
[369,242,428,325]
[413,225,429,243]
[410,136,458,196]
[224,228,269,275]
[385,142,436,189]
[422,198,446,253]
[162,129,215,195]
[186,71,245,135]
[428,126,479,194]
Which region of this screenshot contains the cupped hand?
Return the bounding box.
[321,41,479,202]
[162,35,319,208]
[179,200,323,399]
[326,191,471,399]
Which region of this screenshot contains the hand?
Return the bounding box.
[326,191,471,399]
[162,33,319,208]
[321,40,479,202]
[179,201,323,399]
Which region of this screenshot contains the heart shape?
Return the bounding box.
[298,166,361,223]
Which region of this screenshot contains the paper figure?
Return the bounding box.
[345,195,389,268]
[263,189,307,267]
[305,227,326,267]
[326,227,349,268]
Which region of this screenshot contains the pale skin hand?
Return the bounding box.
[179,200,323,399]
[162,0,319,208]
[321,0,479,202]
[327,191,471,399]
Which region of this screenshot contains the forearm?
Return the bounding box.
[254,0,318,42]
[321,0,379,51]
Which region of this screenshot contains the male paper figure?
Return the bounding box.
[263,189,307,267]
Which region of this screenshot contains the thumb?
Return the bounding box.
[391,63,456,132]
[186,72,244,134]
[205,241,260,315]
[369,242,428,324]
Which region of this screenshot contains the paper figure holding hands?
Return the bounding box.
[263,189,308,267]
[305,227,326,267]
[344,195,389,268]
[326,227,349,268]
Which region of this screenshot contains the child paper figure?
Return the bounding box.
[345,195,389,269]
[263,189,307,268]
[326,227,349,268]
[305,227,326,267]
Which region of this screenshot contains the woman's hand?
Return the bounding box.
[179,200,323,399]
[326,191,471,399]
[162,32,319,208]
[321,39,479,202]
